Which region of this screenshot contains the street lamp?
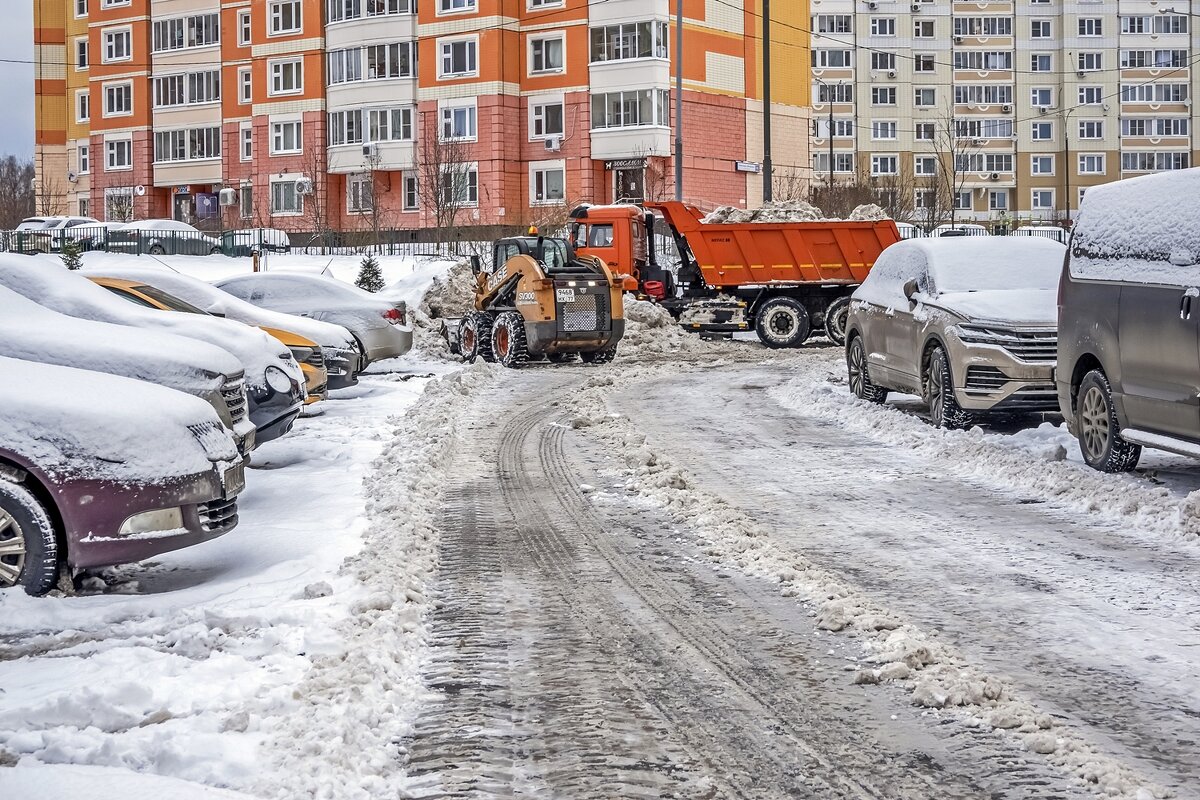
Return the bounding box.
[812,77,840,188]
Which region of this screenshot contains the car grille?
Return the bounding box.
[221,378,249,425]
[557,290,610,333]
[960,327,1057,362]
[964,366,1009,393]
[303,349,325,369]
[198,496,238,534]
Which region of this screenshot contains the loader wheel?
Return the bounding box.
[462,312,495,363]
[494,312,529,369]
[755,297,811,348]
[580,346,618,365]
[824,296,852,347]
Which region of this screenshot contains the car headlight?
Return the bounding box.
[119,507,185,536]
[289,346,315,363]
[265,365,293,394]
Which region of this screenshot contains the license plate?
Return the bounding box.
[556,288,575,302]
[222,462,246,497]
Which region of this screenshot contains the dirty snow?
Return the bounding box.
[620,297,725,358]
[700,201,893,224]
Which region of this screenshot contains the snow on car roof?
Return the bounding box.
[910,237,1065,292]
[0,355,237,483]
[217,271,393,306]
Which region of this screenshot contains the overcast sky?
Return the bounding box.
[1,2,35,159]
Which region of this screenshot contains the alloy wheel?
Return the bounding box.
[1080,386,1111,463]
[929,357,945,427]
[848,341,866,397]
[0,509,27,588]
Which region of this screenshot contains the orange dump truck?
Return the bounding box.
[569,202,901,348]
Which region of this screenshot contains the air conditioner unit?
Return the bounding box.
[1077,70,1086,77]
[1039,106,1049,115]
[911,2,921,10]
[867,1,878,9]
[1001,104,1012,113]
[973,138,985,146]
[219,187,238,206]
[362,143,378,157]
[989,172,999,181]
[954,35,963,44]
[544,136,562,152]
[295,178,314,195]
[134,185,147,196]
[66,171,79,184]
[887,70,897,79]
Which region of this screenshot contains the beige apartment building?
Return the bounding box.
[810,1,1198,228]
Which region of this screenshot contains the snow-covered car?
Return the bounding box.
[0,256,305,445]
[84,266,362,390]
[0,356,245,596]
[108,219,222,256]
[224,228,292,256]
[1011,225,1068,244]
[11,215,100,253]
[845,237,1065,428]
[215,273,413,366]
[0,284,257,454]
[931,224,990,238]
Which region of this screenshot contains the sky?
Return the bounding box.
[1,2,35,159]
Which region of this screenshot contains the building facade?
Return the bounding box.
[810,0,1200,228]
[33,0,810,232]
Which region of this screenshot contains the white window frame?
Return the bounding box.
[75,37,89,70]
[530,160,566,205]
[102,27,132,64]
[529,96,565,139]
[240,185,254,220]
[440,162,479,207]
[529,33,566,75]
[347,173,374,214]
[239,67,252,104]
[870,154,899,176]
[269,0,303,36]
[105,138,133,171]
[438,0,477,16]
[75,89,90,122]
[100,0,130,8]
[240,123,253,162]
[402,172,419,211]
[1031,121,1053,141]
[75,0,88,18]
[238,10,252,46]
[270,120,303,155]
[1031,189,1054,210]
[439,98,478,142]
[870,17,896,36]
[988,190,1008,211]
[270,179,304,216]
[1078,153,1105,175]
[438,36,479,79]
[871,120,898,140]
[103,82,133,118]
[78,144,90,174]
[269,58,304,96]
[1031,155,1054,175]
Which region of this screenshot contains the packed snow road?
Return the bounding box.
[397,346,1194,799]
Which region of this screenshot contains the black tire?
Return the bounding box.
[148,244,166,255]
[209,246,222,255]
[824,296,852,346]
[846,335,888,404]
[755,297,811,348]
[0,480,59,596]
[547,352,575,364]
[927,345,973,430]
[1076,369,1142,472]
[493,312,529,369]
[580,346,618,365]
[461,312,495,363]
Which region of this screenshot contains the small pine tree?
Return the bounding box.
[356,254,384,293]
[60,239,84,271]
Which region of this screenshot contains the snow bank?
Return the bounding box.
[848,203,888,221]
[700,202,894,224]
[398,260,478,360]
[620,297,725,358]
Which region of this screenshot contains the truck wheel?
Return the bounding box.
[927,346,973,430]
[0,480,59,596]
[462,313,495,364]
[824,297,852,346]
[494,312,529,369]
[846,335,888,404]
[580,346,618,365]
[1077,369,1142,472]
[755,297,811,348]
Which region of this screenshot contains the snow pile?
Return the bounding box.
[849,203,888,221]
[702,200,824,224]
[620,297,723,358]
[407,261,478,360]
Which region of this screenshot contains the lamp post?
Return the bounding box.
[674,0,684,202]
[763,0,773,201]
[1060,104,1080,224]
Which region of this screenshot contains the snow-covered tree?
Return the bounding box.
[60,238,84,270]
[356,254,384,293]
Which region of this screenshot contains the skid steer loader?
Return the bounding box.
[443,232,631,368]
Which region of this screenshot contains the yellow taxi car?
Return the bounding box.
[88,277,328,404]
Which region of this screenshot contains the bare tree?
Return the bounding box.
[418,110,476,248]
[771,167,810,203]
[931,106,983,230]
[36,174,66,217]
[0,156,35,228]
[301,146,334,251]
[871,166,917,223]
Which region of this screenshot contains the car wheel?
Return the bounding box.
[209,246,221,255]
[0,480,58,596]
[927,345,973,430]
[148,244,166,255]
[462,312,495,364]
[493,312,529,369]
[580,346,618,365]
[824,296,852,346]
[846,335,888,404]
[755,297,811,349]
[1077,369,1142,472]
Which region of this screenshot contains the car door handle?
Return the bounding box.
[1182,294,1193,320]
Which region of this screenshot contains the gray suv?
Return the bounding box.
[845,237,1065,428]
[1058,169,1200,472]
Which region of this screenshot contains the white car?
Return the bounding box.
[11,216,100,253]
[931,223,990,238]
[110,219,222,256]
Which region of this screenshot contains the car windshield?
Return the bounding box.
[928,242,1063,293]
[18,219,55,230]
[130,284,209,314]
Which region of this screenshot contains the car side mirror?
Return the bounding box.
[206,303,226,317]
[902,278,920,302]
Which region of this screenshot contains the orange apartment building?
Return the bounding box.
[34,0,810,232]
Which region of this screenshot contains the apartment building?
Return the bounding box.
[33,0,810,232]
[809,1,1199,227]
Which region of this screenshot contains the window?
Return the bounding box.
[368,107,414,141]
[1123,15,1149,34]
[100,0,130,8]
[914,54,934,72]
[269,59,303,95]
[328,110,363,146]
[590,21,668,62]
[1078,52,1102,71]
[153,127,221,162]
[439,0,476,12]
[348,174,374,213]
[1031,121,1052,140]
[1121,83,1188,103]
[870,18,896,36]
[871,52,896,71]
[327,0,415,22]
[1078,154,1105,175]
[327,49,363,84]
[241,124,253,161]
[914,156,937,175]
[591,89,670,129]
[1155,118,1189,136]
[239,68,252,104]
[105,187,134,222]
[872,121,897,140]
[813,153,854,174]
[78,198,89,218]
[955,85,1013,105]
[955,118,1014,139]
[271,121,302,154]
[1122,152,1190,171]
[814,15,852,34]
[441,165,479,206]
[1077,87,1102,105]
[1078,121,1104,139]
[812,49,852,68]
[1122,117,1146,137]
[75,0,87,17]
[104,83,132,117]
[531,162,565,204]
[914,20,934,37]
[814,118,853,137]
[238,11,251,46]
[153,71,220,108]
[439,38,478,77]
[871,87,896,105]
[815,82,853,103]
[870,155,898,176]
[1030,88,1052,107]
[1121,50,1151,68]
[1031,190,1054,210]
[75,38,88,70]
[78,145,89,174]
[403,173,418,210]
[988,190,1008,211]
[103,28,131,63]
[915,189,934,211]
[105,139,132,171]
[240,186,254,219]
[271,181,303,215]
[270,1,302,35]
[1031,155,1053,175]
[76,90,90,122]
[531,99,564,138]
[531,34,565,74]
[954,16,1012,36]
[915,122,935,140]
[440,101,477,140]
[1155,49,1188,68]
[366,42,416,79]
[1031,54,1052,72]
[152,15,219,52]
[953,51,1013,70]
[1079,18,1102,36]
[1156,14,1188,34]
[914,88,936,107]
[1031,20,1050,38]
[953,191,972,211]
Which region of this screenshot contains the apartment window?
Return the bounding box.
[1078,154,1105,175]
[440,101,477,140]
[816,83,853,103]
[956,84,1013,105]
[871,52,896,71]
[1155,49,1188,68]
[402,173,418,210]
[1078,52,1102,71]
[439,0,476,12]
[870,17,896,36]
[348,174,374,213]
[1031,20,1050,38]
[814,15,852,34]
[76,90,90,122]
[1031,155,1053,175]
[78,198,90,218]
[1031,121,1052,140]
[955,118,1014,139]
[814,118,854,137]
[1077,87,1103,106]
[154,71,220,108]
[915,189,934,210]
[915,122,935,140]
[914,88,936,107]
[591,89,670,129]
[872,121,897,140]
[103,29,131,63]
[240,186,254,219]
[1031,190,1054,210]
[870,155,898,176]
[100,0,130,8]
[1122,118,1147,137]
[531,100,564,138]
[1078,121,1104,139]
[271,121,302,154]
[953,191,972,211]
[241,124,253,161]
[1122,152,1190,171]
[327,49,364,84]
[914,54,934,72]
[440,165,479,206]
[271,181,303,215]
[439,38,478,77]
[239,68,252,104]
[328,0,415,21]
[954,16,1012,36]
[75,0,88,17]
[590,21,669,62]
[75,39,88,70]
[104,83,132,117]
[813,153,854,174]
[988,190,1008,211]
[1031,54,1052,72]
[953,51,1013,70]
[1030,88,1052,107]
[531,162,565,204]
[1079,18,1102,36]
[269,59,303,95]
[328,110,363,146]
[153,127,221,163]
[270,1,302,35]
[105,139,132,171]
[914,156,937,175]
[1121,50,1151,68]
[152,15,219,52]
[1156,14,1188,34]
[871,87,896,105]
[1155,118,1190,136]
[78,145,90,174]
[1121,83,1188,103]
[238,10,252,46]
[366,42,416,79]
[105,187,134,222]
[368,107,414,141]
[812,50,852,68]
[531,34,565,74]
[914,20,934,37]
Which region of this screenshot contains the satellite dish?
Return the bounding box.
[134,185,147,196]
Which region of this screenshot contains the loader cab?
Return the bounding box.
[493,236,573,274]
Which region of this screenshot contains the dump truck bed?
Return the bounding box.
[650,202,902,289]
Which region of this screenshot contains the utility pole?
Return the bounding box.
[674,0,684,201]
[813,78,835,188]
[762,0,773,201]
